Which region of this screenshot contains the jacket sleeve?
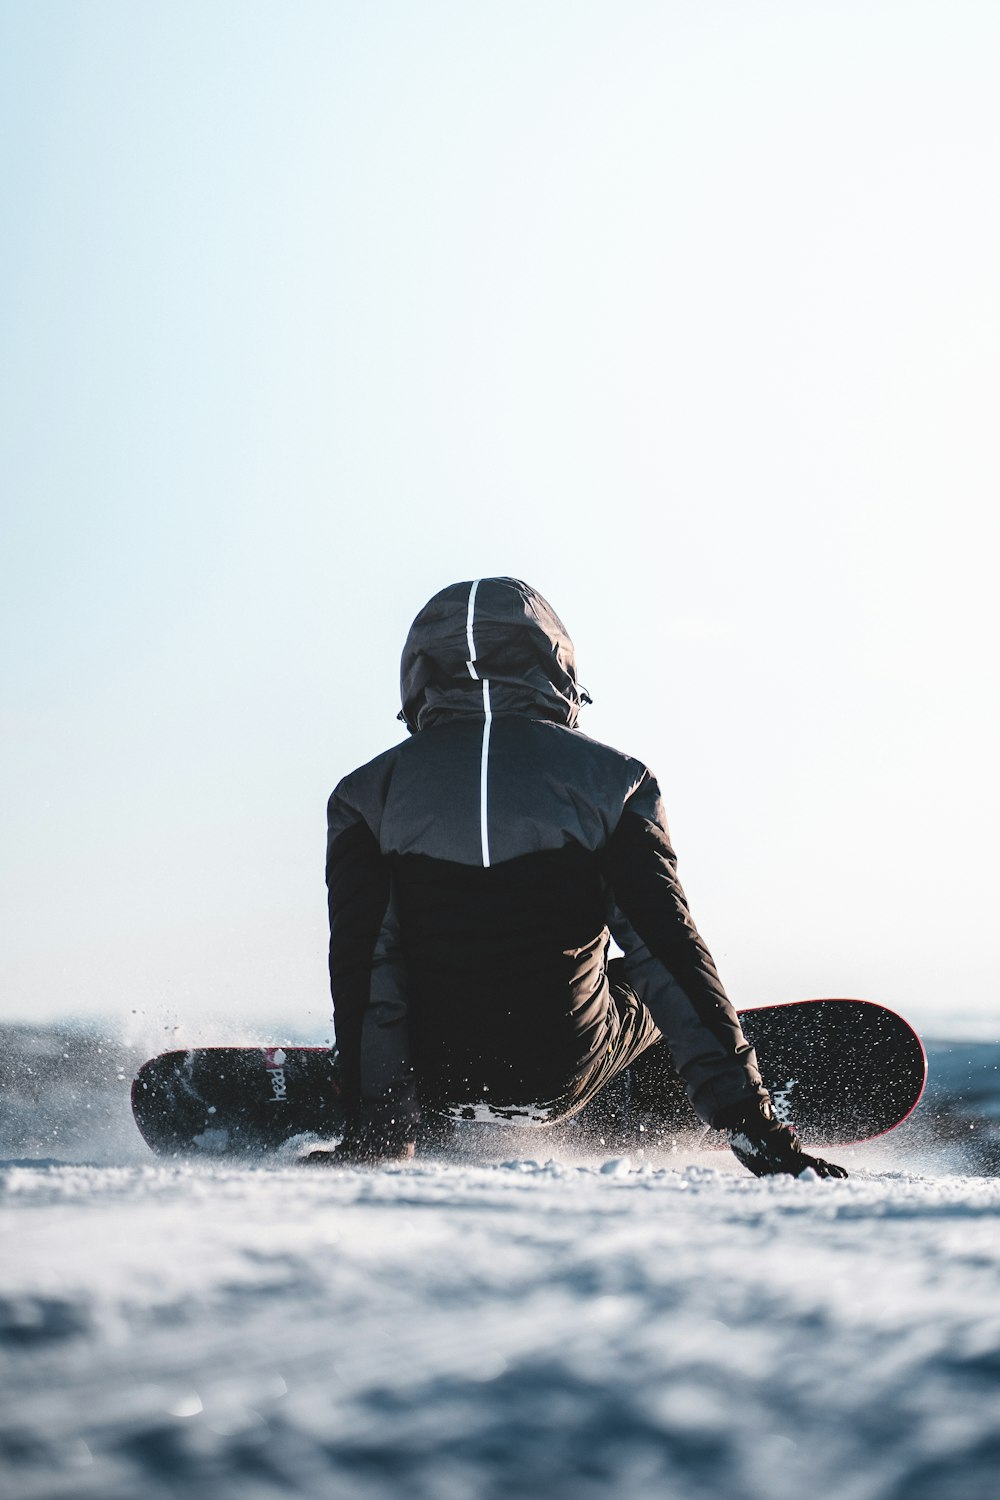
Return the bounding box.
[326,785,417,1135]
[602,769,767,1127]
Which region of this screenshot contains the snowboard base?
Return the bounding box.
[577,998,926,1150]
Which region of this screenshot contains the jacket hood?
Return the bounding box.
[400,577,589,733]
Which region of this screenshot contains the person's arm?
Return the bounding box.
[326,786,416,1162]
[604,769,846,1178]
[602,768,765,1126]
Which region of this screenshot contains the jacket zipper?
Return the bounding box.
[465,579,492,867]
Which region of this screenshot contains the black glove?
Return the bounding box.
[719,1100,848,1180]
[304,1135,415,1167]
[302,1112,416,1167]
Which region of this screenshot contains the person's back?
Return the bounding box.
[325,577,846,1180]
[335,712,648,1108]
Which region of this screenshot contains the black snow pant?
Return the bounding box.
[420,959,663,1128]
[543,959,663,1123]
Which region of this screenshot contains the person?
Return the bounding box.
[323,577,846,1179]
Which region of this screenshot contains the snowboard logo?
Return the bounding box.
[263,1048,288,1104]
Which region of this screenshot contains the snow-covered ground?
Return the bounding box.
[2,1028,1000,1500]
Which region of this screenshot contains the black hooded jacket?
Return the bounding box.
[326,578,766,1131]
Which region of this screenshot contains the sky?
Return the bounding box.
[1,0,997,1044]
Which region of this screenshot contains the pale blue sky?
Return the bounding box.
[2,1,997,1043]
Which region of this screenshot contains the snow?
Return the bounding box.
[2,1033,1000,1499]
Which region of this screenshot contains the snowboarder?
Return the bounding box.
[324,577,847,1178]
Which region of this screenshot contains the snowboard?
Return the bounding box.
[583,997,927,1150]
[131,998,926,1158]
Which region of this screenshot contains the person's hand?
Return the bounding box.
[723,1100,848,1180]
[303,1124,415,1167]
